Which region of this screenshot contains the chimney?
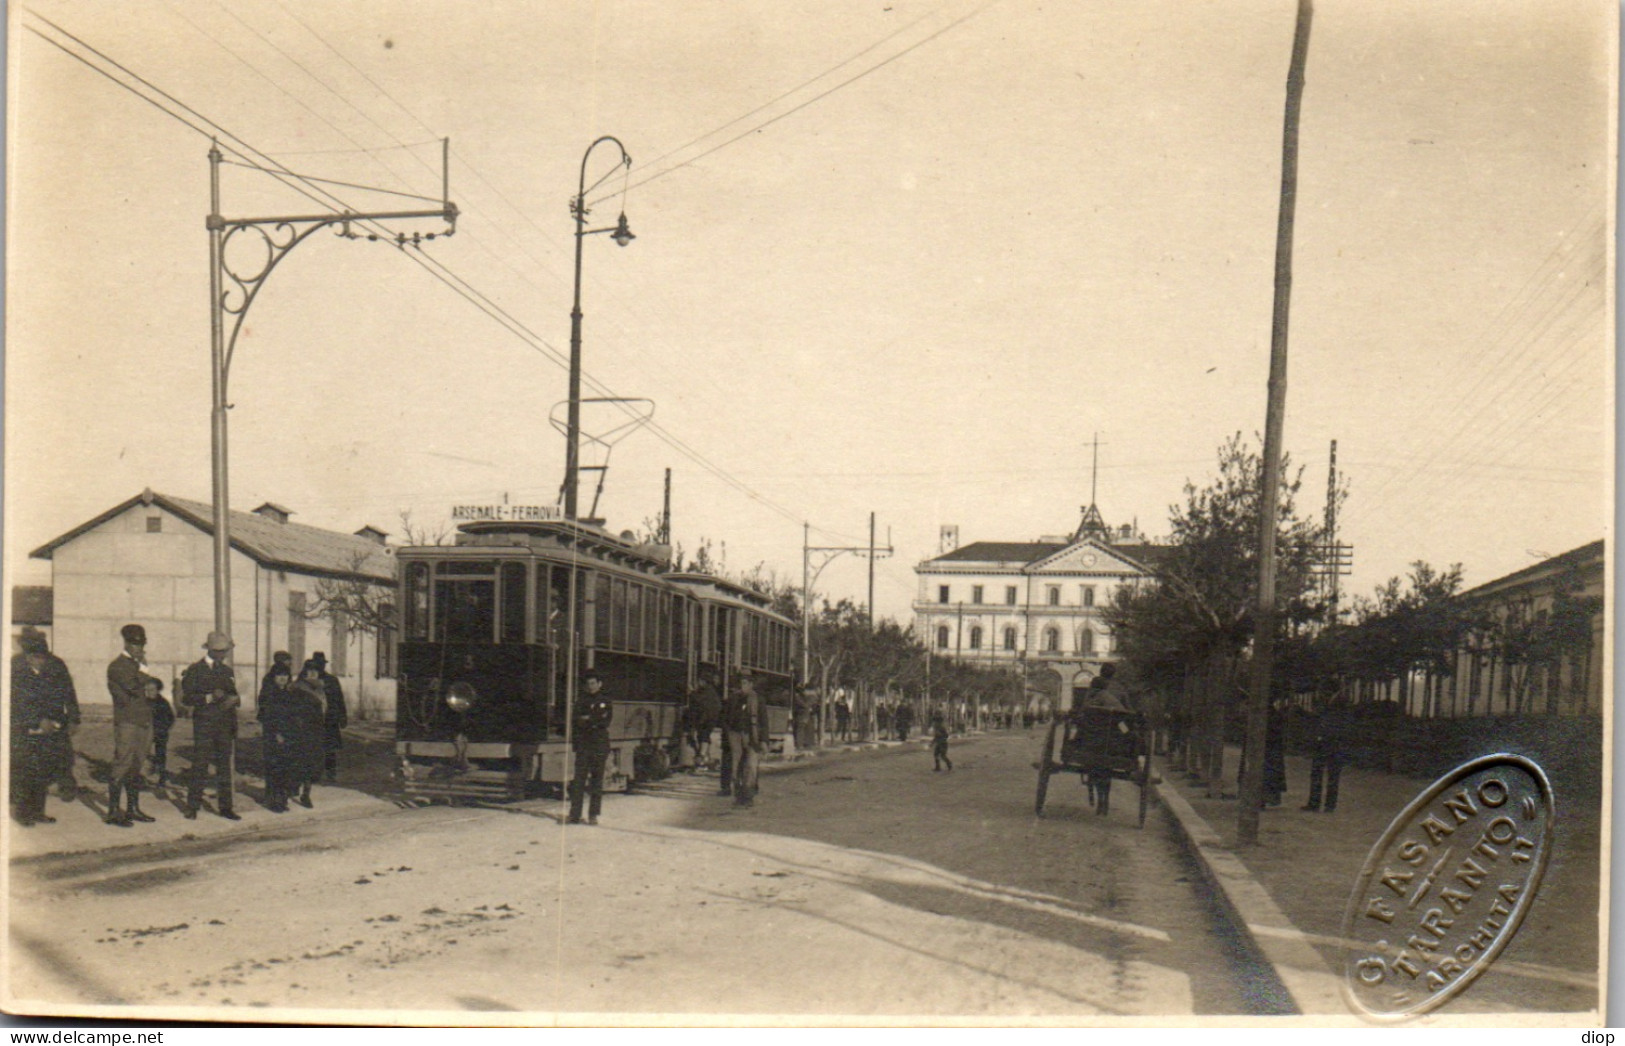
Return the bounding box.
[253,502,293,524]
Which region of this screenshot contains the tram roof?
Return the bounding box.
[401,518,673,573]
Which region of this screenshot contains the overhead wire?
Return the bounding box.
[27,9,883,550]
[585,0,999,209]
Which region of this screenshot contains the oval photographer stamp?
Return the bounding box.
[1340,754,1555,1019]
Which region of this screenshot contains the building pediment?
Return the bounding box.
[1024,539,1146,577]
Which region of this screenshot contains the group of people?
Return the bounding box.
[9,623,347,829]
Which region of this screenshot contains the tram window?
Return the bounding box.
[658,594,671,657]
[629,583,645,653]
[594,574,613,651]
[500,562,526,644]
[405,562,430,640]
[435,578,496,643]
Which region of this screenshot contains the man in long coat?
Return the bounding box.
[309,651,347,782]
[11,632,77,826]
[106,623,156,826]
[181,631,241,820]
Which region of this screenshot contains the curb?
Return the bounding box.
[1152,758,1346,1016]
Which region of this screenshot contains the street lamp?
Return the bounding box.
[564,136,635,522]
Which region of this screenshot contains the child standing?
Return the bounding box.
[931,713,952,772]
[145,677,176,789]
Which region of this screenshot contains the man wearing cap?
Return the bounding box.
[105,624,157,827]
[12,632,77,826]
[309,652,348,783]
[566,672,615,825]
[181,631,242,820]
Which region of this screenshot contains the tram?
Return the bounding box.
[393,516,798,799]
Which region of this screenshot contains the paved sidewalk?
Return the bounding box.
[1154,744,1601,1020]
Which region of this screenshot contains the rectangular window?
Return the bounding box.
[435,576,496,644]
[1006,586,1017,606]
[404,563,430,641]
[376,603,397,679]
[331,612,349,675]
[594,573,613,650]
[624,584,643,649]
[288,591,307,665]
[938,585,950,604]
[501,562,527,644]
[146,516,162,533]
[972,585,984,604]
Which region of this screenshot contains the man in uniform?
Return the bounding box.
[567,672,614,825]
[723,673,763,808]
[182,631,241,820]
[310,651,348,782]
[106,623,157,826]
[11,632,77,826]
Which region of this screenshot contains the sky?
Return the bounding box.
[5,0,1613,629]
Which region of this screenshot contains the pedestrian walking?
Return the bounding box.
[181,631,241,821]
[287,661,328,808]
[1301,694,1352,813]
[930,712,952,772]
[834,697,851,741]
[11,632,76,826]
[894,701,914,743]
[146,676,176,789]
[567,672,614,825]
[105,623,157,826]
[722,673,763,807]
[309,652,347,782]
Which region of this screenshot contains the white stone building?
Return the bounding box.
[913,505,1165,708]
[28,489,397,715]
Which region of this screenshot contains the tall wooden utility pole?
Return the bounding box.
[1239,0,1313,846]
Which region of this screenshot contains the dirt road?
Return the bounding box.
[8,732,1276,1022]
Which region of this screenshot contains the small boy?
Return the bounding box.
[145,677,176,789]
[931,713,952,772]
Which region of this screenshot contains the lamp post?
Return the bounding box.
[564,136,635,522]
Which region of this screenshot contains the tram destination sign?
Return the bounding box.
[451,504,562,522]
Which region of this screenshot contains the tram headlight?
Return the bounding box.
[445,681,478,713]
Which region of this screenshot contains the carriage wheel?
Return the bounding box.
[1137,731,1152,828]
[1035,721,1059,816]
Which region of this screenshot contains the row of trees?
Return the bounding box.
[1104,434,1603,800]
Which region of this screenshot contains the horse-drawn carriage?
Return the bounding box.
[1034,706,1152,826]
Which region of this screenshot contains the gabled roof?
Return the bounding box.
[1026,538,1153,576]
[31,490,394,583]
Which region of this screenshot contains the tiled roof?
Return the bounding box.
[31,490,394,583]
[1457,539,1605,601]
[929,542,1066,565]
